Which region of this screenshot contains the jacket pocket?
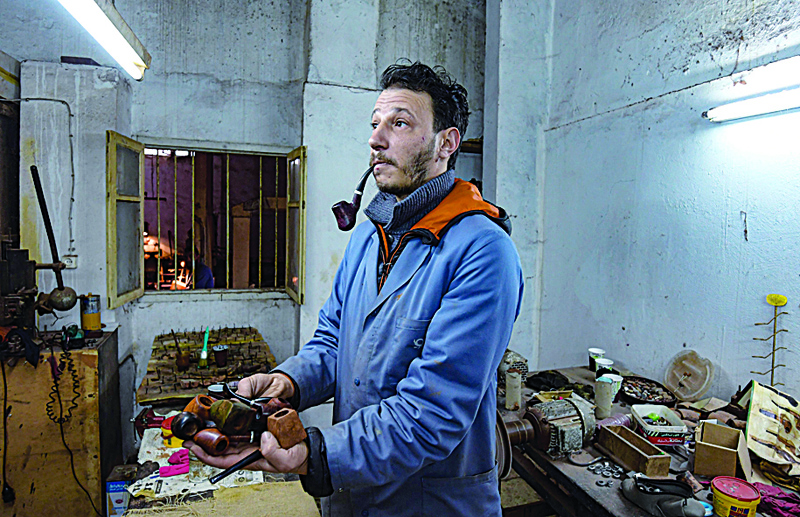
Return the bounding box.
[421,467,501,516]
[373,317,429,394]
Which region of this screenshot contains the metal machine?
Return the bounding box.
[1,165,77,330]
[496,396,596,479]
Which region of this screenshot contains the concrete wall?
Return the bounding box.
[9,0,800,409]
[2,0,306,361]
[18,60,140,457]
[120,0,307,151]
[483,0,553,368]
[533,1,800,398]
[299,0,488,341]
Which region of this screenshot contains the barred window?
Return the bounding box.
[107,131,306,307]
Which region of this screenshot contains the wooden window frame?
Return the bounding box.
[106,130,145,309]
[107,134,306,304]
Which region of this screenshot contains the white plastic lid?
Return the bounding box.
[663,350,714,401]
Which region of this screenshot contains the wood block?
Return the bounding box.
[596,425,670,478]
[267,409,307,449]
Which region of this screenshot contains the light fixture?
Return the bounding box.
[703,86,800,122]
[56,0,151,80]
[703,55,800,123]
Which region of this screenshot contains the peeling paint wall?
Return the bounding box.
[549,0,800,128]
[119,0,308,148]
[376,0,486,140]
[534,1,800,398]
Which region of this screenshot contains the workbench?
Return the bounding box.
[509,366,652,517]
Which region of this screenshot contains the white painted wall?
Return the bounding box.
[531,1,800,398]
[483,0,553,368]
[17,60,141,457]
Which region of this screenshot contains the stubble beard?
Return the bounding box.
[375,140,436,199]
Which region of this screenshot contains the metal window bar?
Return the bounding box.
[174,151,178,286]
[226,153,230,288]
[146,148,288,291]
[259,156,263,287]
[274,158,279,287]
[156,152,161,290]
[191,151,195,289]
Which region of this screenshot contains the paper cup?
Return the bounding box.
[595,378,614,419]
[594,357,614,377]
[588,348,606,370]
[600,373,623,400]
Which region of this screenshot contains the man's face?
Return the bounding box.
[369,87,438,199]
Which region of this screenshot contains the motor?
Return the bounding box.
[331,166,373,231]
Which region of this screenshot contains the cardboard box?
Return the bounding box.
[106,465,138,516]
[694,421,752,481]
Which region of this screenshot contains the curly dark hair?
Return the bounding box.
[380,61,469,169]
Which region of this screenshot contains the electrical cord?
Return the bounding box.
[45,347,79,425]
[46,337,101,516]
[5,96,77,254]
[1,357,15,503]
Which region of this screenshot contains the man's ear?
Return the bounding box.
[436,128,461,161]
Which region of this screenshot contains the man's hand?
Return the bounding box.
[236,372,295,400]
[184,431,308,475]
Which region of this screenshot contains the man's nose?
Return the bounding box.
[369,123,387,150]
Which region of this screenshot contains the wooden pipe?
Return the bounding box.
[171,411,204,441]
[184,394,215,421]
[267,408,307,449]
[209,399,255,435]
[193,428,230,455]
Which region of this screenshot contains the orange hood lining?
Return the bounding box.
[410,178,501,240]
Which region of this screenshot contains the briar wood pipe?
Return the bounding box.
[193,428,230,455]
[331,166,373,231]
[207,409,306,484]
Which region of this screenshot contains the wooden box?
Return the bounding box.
[1,330,121,515]
[595,425,670,478]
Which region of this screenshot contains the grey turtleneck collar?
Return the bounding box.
[364,170,456,244]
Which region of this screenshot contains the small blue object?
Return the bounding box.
[701,501,713,516]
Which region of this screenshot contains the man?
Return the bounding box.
[185,62,524,516]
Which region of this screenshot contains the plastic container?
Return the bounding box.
[588,348,605,370]
[80,293,101,331]
[664,350,714,402]
[631,404,689,445]
[595,357,614,376]
[711,476,760,517]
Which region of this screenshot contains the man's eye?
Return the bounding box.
[395,120,407,127]
[371,122,378,129]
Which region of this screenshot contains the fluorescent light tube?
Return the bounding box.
[704,86,800,122]
[56,0,151,80]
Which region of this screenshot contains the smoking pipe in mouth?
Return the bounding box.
[331,166,374,231]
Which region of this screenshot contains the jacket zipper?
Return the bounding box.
[375,225,414,292]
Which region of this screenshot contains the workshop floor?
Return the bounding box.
[501,472,555,516]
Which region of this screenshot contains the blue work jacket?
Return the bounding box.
[279,180,524,516]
